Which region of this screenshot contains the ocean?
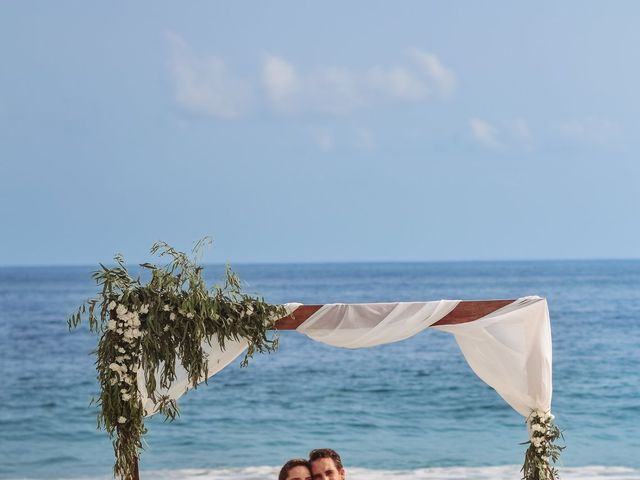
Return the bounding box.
[1,261,639,479]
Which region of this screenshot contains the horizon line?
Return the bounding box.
[1,256,639,269]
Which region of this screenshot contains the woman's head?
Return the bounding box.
[279,459,312,480]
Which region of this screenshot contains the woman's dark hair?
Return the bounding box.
[279,458,311,480]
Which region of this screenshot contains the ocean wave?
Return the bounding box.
[42,465,640,480]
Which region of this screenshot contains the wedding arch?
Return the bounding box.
[69,241,563,480]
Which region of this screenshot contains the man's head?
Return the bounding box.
[309,448,345,480]
[279,459,312,480]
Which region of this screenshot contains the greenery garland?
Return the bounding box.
[68,239,287,480]
[521,409,565,480]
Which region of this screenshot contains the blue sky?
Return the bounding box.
[1,1,639,265]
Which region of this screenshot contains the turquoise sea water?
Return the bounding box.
[0,261,639,479]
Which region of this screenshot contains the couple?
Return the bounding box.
[279,448,345,480]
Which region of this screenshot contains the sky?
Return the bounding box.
[1,1,639,266]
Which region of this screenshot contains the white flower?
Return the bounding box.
[108,363,121,371]
[186,312,194,319]
[163,305,171,311]
[120,388,128,394]
[115,356,124,363]
[116,328,123,334]
[121,393,131,401]
[118,347,126,354]
[123,376,133,385]
[116,304,128,317]
[107,300,117,311]
[107,320,117,331]
[118,416,127,424]
[109,378,118,386]
[139,304,149,314]
[170,313,176,321]
[163,325,169,332]
[124,328,141,340]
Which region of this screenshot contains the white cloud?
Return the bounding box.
[411,49,457,96]
[166,32,250,118]
[367,65,428,100]
[260,49,456,115]
[166,35,456,121]
[469,117,536,151]
[263,55,299,113]
[470,118,501,148]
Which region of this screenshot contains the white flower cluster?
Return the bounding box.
[106,301,150,423]
[107,303,144,343]
[528,409,555,455]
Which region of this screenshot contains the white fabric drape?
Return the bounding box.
[297,296,552,418]
[433,296,552,417]
[138,303,301,416]
[297,300,460,348]
[137,336,248,416]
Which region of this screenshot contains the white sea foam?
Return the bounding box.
[59,465,640,480]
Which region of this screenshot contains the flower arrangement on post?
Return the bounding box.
[521,409,565,480]
[68,239,287,480]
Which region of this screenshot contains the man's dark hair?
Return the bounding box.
[309,448,344,471]
[279,458,311,480]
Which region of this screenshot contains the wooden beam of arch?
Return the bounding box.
[274,300,514,330]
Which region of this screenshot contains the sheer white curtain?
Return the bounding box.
[137,336,248,416]
[297,296,552,417]
[433,296,552,416]
[296,300,460,348]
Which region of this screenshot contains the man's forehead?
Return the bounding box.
[311,457,337,470]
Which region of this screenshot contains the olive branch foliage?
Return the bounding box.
[68,239,286,479]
